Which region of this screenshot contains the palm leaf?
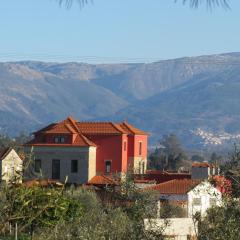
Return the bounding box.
[179,0,230,9]
[57,0,230,9]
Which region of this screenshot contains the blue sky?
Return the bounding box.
[0,0,240,63]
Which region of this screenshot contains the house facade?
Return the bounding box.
[145,179,222,218]
[0,148,23,183]
[188,181,222,217]
[25,116,148,184]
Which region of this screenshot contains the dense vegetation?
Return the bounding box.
[0,175,166,240]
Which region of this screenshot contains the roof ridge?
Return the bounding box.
[66,117,96,146]
[121,122,135,134]
[0,147,13,159]
[78,121,116,124]
[65,123,77,134]
[122,121,148,135]
[66,116,82,133]
[110,122,124,134]
[79,133,97,147]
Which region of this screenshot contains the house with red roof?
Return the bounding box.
[144,179,222,218]
[25,116,148,184]
[192,161,219,180]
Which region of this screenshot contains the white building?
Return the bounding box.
[0,147,23,183]
[145,179,222,218]
[188,181,222,217]
[144,179,222,240]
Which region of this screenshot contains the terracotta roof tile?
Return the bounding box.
[28,117,147,147]
[34,117,147,136]
[73,133,97,147]
[119,122,148,135]
[23,179,63,187]
[87,175,119,185]
[192,162,214,168]
[77,122,125,135]
[27,116,96,147]
[144,179,201,194]
[134,172,191,184]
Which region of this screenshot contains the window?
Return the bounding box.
[139,142,142,155]
[35,159,41,173]
[105,161,111,174]
[71,160,78,173]
[193,198,201,206]
[54,136,65,143]
[124,141,127,151]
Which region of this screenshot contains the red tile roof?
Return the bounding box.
[28,116,96,147]
[77,122,127,135]
[192,162,214,168]
[118,121,147,135]
[28,116,147,147]
[87,175,119,185]
[145,179,201,195]
[34,117,147,136]
[134,172,191,184]
[23,179,63,187]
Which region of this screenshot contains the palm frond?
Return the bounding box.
[179,0,230,9]
[57,0,230,9]
[57,0,90,9]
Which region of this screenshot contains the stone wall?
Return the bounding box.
[24,146,96,184]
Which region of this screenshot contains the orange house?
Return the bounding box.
[25,116,148,183]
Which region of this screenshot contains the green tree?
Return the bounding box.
[222,144,240,197]
[0,185,84,238]
[191,154,205,162]
[148,147,167,170]
[149,134,188,171]
[160,134,187,170]
[197,199,240,240]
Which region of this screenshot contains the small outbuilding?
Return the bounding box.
[0,147,23,183]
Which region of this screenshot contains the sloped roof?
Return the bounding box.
[77,122,127,135]
[77,121,147,135]
[0,147,12,160]
[23,179,63,187]
[118,122,147,135]
[87,175,119,185]
[34,117,147,136]
[192,162,214,168]
[134,172,191,184]
[28,116,96,147]
[145,179,201,195]
[29,117,147,147]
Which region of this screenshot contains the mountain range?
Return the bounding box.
[1,52,240,149]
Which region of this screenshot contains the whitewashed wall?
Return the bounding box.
[145,218,197,240]
[1,149,23,183]
[188,181,222,217]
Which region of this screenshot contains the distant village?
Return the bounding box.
[0,116,235,240]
